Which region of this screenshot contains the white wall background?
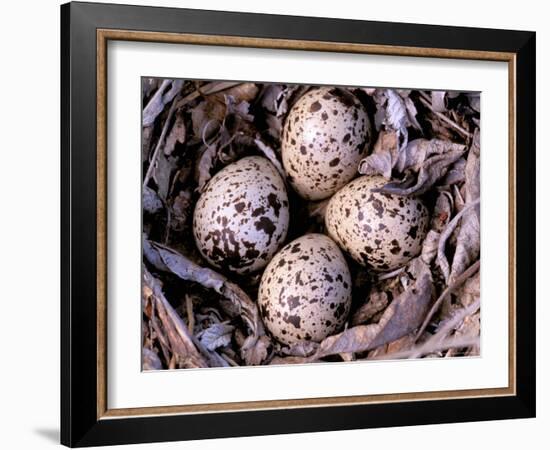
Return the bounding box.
[0,0,546,449]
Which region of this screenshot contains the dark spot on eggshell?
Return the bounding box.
[251,206,265,217]
[287,296,301,310]
[390,244,401,255]
[328,88,355,107]
[371,199,384,218]
[286,315,301,329]
[234,202,245,213]
[334,303,346,319]
[309,101,322,112]
[260,304,270,321]
[267,193,281,217]
[329,157,340,167]
[255,216,275,241]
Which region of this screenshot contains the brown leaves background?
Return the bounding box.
[141,79,481,369]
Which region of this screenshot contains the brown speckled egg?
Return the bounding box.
[281,87,371,200]
[325,175,429,271]
[193,156,289,274]
[258,234,352,346]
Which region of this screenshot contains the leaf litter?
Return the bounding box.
[141,80,481,369]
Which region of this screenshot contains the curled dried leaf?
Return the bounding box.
[307,259,433,360]
[374,139,466,196]
[143,79,184,127]
[449,130,480,283]
[197,322,235,351]
[358,130,398,179]
[143,241,269,365]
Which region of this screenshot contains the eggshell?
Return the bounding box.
[325,175,429,271]
[258,233,352,345]
[281,87,371,200]
[193,156,289,274]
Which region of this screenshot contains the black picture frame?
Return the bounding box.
[61,1,536,447]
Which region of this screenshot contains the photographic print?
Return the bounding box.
[141,79,481,370]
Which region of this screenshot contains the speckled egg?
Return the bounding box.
[281,87,371,200]
[258,234,352,346]
[325,175,429,271]
[193,156,289,274]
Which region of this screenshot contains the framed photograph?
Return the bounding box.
[61,1,536,447]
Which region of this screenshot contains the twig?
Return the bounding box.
[373,335,479,360]
[143,94,181,188]
[220,352,240,367]
[150,315,171,366]
[185,295,195,335]
[414,259,480,341]
[377,266,406,281]
[144,267,208,368]
[419,94,472,139]
[408,298,481,359]
[433,297,480,340]
[147,295,172,365]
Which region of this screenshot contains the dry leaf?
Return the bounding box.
[143,240,269,361]
[375,139,466,196]
[351,291,389,326]
[153,152,177,200]
[308,258,433,360]
[197,322,235,351]
[431,91,447,113]
[143,79,184,127]
[195,143,218,192]
[143,267,208,368]
[241,335,271,366]
[143,186,163,214]
[164,111,186,156]
[449,130,480,283]
[142,347,162,370]
[358,130,398,178]
[254,137,285,179]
